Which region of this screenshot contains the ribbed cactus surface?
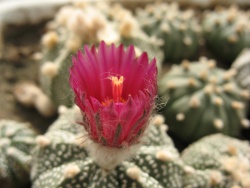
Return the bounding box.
[159,58,249,143]
[31,107,186,188]
[0,120,37,188]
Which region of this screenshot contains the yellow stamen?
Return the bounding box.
[102,76,125,106]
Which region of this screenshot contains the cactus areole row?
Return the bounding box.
[69,41,157,170]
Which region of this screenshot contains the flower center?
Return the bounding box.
[103,76,125,106]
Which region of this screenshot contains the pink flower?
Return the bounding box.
[70,41,157,148]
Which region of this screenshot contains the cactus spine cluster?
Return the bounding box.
[136,2,201,63]
[181,134,250,188]
[31,107,187,188]
[159,57,250,143]
[202,5,250,63]
[0,120,37,188]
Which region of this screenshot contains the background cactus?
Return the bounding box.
[31,107,186,188]
[181,134,250,188]
[231,49,250,92]
[159,57,249,143]
[0,120,37,188]
[136,2,201,63]
[39,2,163,108]
[202,5,250,64]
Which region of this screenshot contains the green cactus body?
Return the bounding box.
[39,2,163,108]
[0,120,37,188]
[136,2,201,63]
[159,58,250,143]
[31,107,185,188]
[202,6,250,63]
[181,134,250,188]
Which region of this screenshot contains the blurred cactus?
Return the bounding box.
[182,134,250,188]
[159,57,249,143]
[136,2,201,63]
[39,2,163,108]
[0,120,37,188]
[202,5,250,63]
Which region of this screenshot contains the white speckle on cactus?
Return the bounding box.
[13,82,56,117]
[119,15,136,38]
[6,147,17,155]
[32,52,42,61]
[72,0,87,8]
[176,113,185,121]
[183,166,195,174]
[160,23,171,33]
[227,34,238,43]
[208,76,217,84]
[66,36,82,52]
[183,37,192,46]
[97,25,120,44]
[204,84,214,95]
[188,78,197,87]
[156,150,175,162]
[189,96,200,108]
[231,185,242,188]
[58,105,68,115]
[227,144,238,155]
[207,60,216,69]
[166,81,175,90]
[213,119,224,130]
[5,129,16,137]
[231,101,244,110]
[41,31,59,49]
[134,47,142,57]
[241,119,250,128]
[36,135,51,147]
[63,164,81,179]
[41,62,59,77]
[213,97,223,106]
[55,6,75,26]
[126,166,141,180]
[223,69,237,81]
[181,60,190,70]
[209,170,223,185]
[0,138,10,146]
[240,90,250,100]
[223,83,234,93]
[161,124,169,132]
[66,9,87,35]
[199,70,208,80]
[153,115,165,126]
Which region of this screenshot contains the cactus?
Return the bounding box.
[159,57,250,143]
[39,2,163,108]
[0,120,37,188]
[136,2,201,63]
[202,5,250,63]
[31,107,186,188]
[231,49,250,91]
[181,134,250,188]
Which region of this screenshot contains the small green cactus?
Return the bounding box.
[31,107,185,188]
[39,2,163,108]
[136,2,201,63]
[181,134,250,188]
[0,120,37,188]
[202,5,250,63]
[159,57,250,143]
